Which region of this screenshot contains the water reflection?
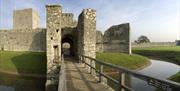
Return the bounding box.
[0,72,46,91]
[132,60,180,91]
[0,86,14,91]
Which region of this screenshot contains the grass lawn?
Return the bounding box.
[96,52,149,90]
[169,72,180,83]
[96,52,149,71]
[0,51,46,75]
[132,46,180,65]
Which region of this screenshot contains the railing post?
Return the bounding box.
[79,55,81,63]
[80,55,82,63]
[90,59,92,74]
[82,56,86,67]
[118,72,125,91]
[85,57,87,68]
[86,57,91,73]
[99,65,104,82]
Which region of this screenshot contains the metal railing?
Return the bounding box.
[79,55,180,91]
[58,54,67,91]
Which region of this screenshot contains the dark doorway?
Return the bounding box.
[62,42,71,56]
[62,36,74,58]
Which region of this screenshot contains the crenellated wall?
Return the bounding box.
[61,13,77,28]
[0,29,46,52]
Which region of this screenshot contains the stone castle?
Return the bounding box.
[0,4,131,87]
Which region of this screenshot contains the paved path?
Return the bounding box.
[65,58,112,91]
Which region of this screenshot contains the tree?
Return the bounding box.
[136,35,150,44]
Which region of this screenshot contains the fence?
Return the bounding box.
[79,55,180,91]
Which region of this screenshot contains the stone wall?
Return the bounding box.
[0,29,46,52]
[61,13,77,28]
[102,23,131,54]
[46,5,62,90]
[78,9,96,58]
[13,8,40,30]
[77,9,96,74]
[132,42,176,47]
[96,31,103,52]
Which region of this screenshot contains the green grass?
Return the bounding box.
[96,52,149,70]
[0,51,46,74]
[132,46,180,65]
[169,72,180,83]
[96,52,149,90]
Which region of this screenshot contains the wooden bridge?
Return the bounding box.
[58,55,180,91]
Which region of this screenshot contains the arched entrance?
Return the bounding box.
[62,35,75,58]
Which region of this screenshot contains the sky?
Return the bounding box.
[0,0,179,42]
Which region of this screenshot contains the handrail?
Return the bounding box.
[80,55,180,91]
[58,54,67,91]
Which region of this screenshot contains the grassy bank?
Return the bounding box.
[96,52,149,90]
[0,51,46,75]
[169,72,180,83]
[96,52,149,70]
[132,46,180,65]
[132,46,180,83]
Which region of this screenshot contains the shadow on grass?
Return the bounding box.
[3,52,47,91]
[11,52,47,75]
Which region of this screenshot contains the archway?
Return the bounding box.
[62,35,75,58]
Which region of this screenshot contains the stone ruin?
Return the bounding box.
[0,4,131,90]
[96,23,131,54]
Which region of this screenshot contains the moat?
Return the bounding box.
[0,73,46,91]
[132,60,180,91]
[0,59,179,91]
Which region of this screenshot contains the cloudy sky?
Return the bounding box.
[0,0,179,42]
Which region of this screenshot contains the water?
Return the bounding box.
[132,60,180,91]
[0,73,46,91]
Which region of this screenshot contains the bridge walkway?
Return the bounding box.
[64,58,112,91]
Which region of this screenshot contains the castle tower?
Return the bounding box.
[77,9,96,74]
[13,8,40,29]
[46,5,62,90]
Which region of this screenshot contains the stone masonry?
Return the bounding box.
[77,9,96,74]
[103,23,131,54]
[46,5,62,90]
[0,4,131,55]
[0,3,131,91]
[0,29,46,52]
[13,8,40,30]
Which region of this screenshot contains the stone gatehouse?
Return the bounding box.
[0,4,131,89]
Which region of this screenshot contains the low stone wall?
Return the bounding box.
[0,28,46,52]
[132,42,176,48]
